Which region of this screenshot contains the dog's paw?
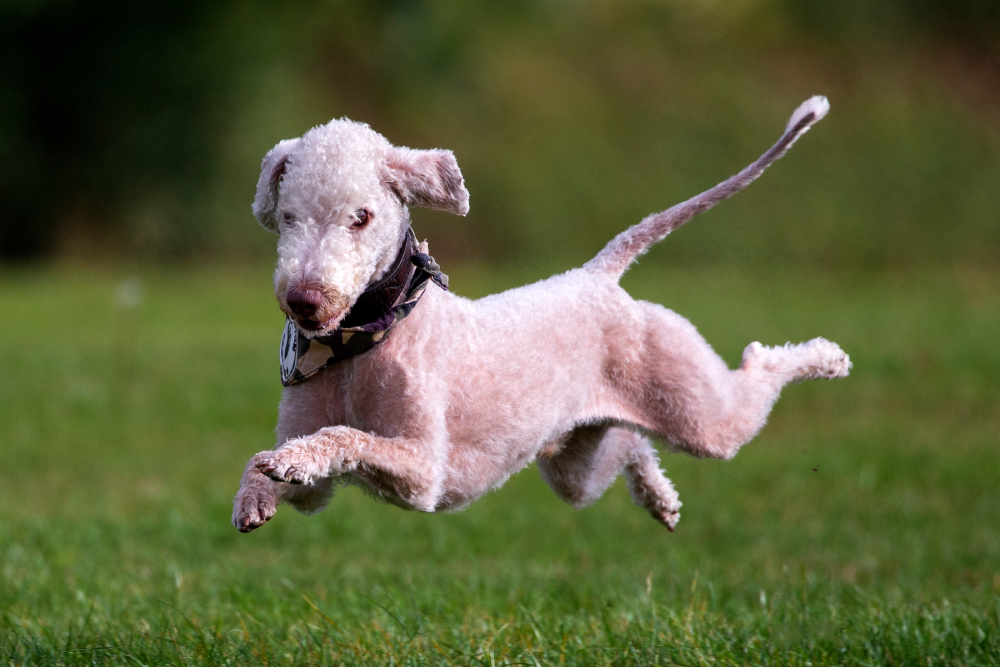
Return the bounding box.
[742,338,851,381]
[799,338,851,380]
[255,452,310,485]
[253,443,333,486]
[651,497,682,532]
[232,483,277,533]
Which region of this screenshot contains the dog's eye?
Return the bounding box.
[282,211,294,225]
[352,208,371,230]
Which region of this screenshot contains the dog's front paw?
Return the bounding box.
[254,443,332,486]
[255,452,310,485]
[232,481,278,533]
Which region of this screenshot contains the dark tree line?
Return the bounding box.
[0,0,239,258]
[1,0,996,261]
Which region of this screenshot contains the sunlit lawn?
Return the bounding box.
[1,261,998,665]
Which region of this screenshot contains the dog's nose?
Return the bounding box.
[286,288,324,318]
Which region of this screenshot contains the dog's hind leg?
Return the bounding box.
[537,425,681,529]
[626,304,850,462]
[537,425,619,508]
[622,435,683,530]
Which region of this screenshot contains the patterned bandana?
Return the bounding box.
[279,229,448,386]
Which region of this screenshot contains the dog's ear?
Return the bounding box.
[253,138,300,233]
[382,147,470,216]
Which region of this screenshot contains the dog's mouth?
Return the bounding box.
[294,313,342,337]
[296,318,329,332]
[280,284,351,338]
[296,320,332,333]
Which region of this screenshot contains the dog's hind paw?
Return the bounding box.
[741,338,851,382]
[799,338,851,380]
[652,498,682,532]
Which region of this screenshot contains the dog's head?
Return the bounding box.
[253,118,469,337]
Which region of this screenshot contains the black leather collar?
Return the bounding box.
[340,228,416,328]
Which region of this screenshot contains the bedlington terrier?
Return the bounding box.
[232,96,850,533]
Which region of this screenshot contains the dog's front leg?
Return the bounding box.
[232,458,282,532]
[253,426,441,512]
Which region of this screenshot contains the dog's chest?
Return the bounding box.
[313,346,416,437]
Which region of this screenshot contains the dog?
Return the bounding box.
[232,96,850,533]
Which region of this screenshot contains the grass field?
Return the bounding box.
[1,262,998,665]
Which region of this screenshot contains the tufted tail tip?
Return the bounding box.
[786,95,830,134]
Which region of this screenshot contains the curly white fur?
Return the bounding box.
[233,98,850,534]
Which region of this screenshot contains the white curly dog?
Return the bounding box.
[232,96,850,533]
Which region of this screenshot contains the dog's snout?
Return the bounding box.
[286,288,324,318]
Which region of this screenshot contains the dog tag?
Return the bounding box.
[280,318,298,385]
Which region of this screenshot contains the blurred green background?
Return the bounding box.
[1,0,998,269]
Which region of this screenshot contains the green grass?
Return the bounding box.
[1,263,998,665]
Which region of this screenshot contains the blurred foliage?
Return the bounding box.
[780,0,1000,43]
[0,0,998,266]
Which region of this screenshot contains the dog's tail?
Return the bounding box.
[584,96,829,279]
